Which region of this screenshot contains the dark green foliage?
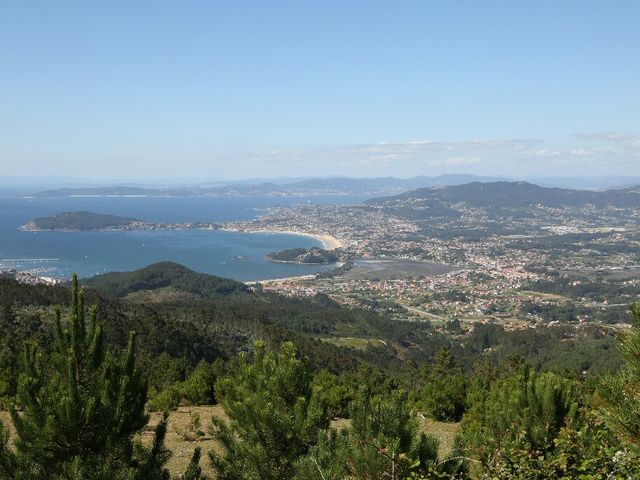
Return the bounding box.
[209,341,328,480]
[460,367,582,475]
[486,411,640,479]
[0,423,16,479]
[183,447,209,480]
[411,347,467,421]
[30,211,137,231]
[0,275,171,480]
[0,307,17,406]
[600,302,640,440]
[82,262,250,299]
[268,247,339,264]
[145,352,192,397]
[311,370,353,419]
[2,264,640,478]
[283,300,640,479]
[295,388,464,479]
[2,264,621,384]
[461,323,622,374]
[132,413,171,480]
[0,277,71,306]
[148,360,219,412]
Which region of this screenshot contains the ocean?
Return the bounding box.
[0,195,365,281]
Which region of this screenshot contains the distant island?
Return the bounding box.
[22,211,143,231]
[267,247,340,264]
[21,211,220,232]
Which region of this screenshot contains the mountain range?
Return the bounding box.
[13,174,640,199]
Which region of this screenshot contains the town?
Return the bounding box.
[231,184,640,332]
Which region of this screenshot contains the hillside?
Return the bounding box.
[367,181,640,225]
[371,181,640,208]
[0,260,630,476]
[81,261,250,299]
[25,211,140,231]
[286,174,505,193]
[1,261,621,377]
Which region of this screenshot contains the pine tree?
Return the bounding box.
[209,341,328,480]
[460,367,580,475]
[295,388,463,480]
[0,305,18,404]
[0,274,172,480]
[413,347,467,422]
[183,447,209,480]
[601,302,640,440]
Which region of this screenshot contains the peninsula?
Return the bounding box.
[267,247,340,264]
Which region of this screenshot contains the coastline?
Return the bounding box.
[222,228,344,250]
[20,222,344,251]
[13,222,344,283]
[247,274,317,286]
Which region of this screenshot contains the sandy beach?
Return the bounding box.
[303,233,344,250]
[222,228,344,250]
[247,274,317,286]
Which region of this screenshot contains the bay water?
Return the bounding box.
[0,195,364,281]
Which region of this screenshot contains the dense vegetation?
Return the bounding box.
[371,181,640,218]
[82,262,250,299]
[0,276,192,479]
[0,263,638,478]
[29,211,138,230]
[268,247,340,264]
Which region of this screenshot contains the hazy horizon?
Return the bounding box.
[3,173,640,194]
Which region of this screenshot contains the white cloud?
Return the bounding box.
[178,133,640,178]
[577,132,640,151]
[11,132,637,179]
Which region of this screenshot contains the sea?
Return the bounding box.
[0,195,366,281]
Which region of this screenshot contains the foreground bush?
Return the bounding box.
[0,276,177,480]
[209,341,328,480]
[296,388,467,480]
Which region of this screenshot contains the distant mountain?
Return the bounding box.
[367,181,640,223]
[25,175,505,198]
[528,176,640,191]
[373,181,640,206]
[23,175,640,199]
[82,262,250,299]
[200,182,287,196]
[286,174,505,193]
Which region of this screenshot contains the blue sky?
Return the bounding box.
[1,1,638,180]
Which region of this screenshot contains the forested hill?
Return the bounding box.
[283,174,505,192]
[370,181,640,208]
[1,262,623,378]
[81,261,250,299]
[25,211,139,231]
[366,181,640,223]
